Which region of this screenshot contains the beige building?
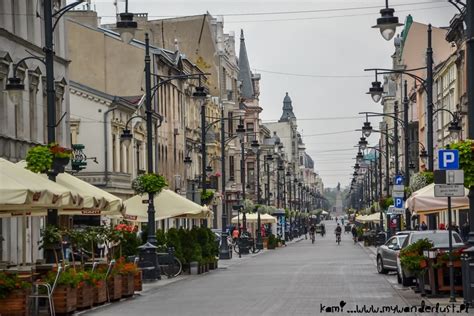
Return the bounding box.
[66,11,210,210]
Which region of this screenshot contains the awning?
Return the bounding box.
[231,213,277,224]
[16,161,124,216]
[0,158,81,212]
[406,183,469,213]
[123,189,212,222]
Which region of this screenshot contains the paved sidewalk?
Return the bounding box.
[358,242,471,314]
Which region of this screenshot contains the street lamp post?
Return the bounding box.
[251,140,263,250]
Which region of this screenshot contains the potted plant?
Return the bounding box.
[199,189,214,205]
[115,258,137,298]
[49,142,73,173]
[132,173,168,195]
[38,225,63,265]
[267,234,277,249]
[0,272,30,316]
[25,145,53,173]
[400,238,433,294]
[25,143,72,174]
[76,271,93,310]
[45,269,79,314]
[90,271,107,306]
[108,264,122,301]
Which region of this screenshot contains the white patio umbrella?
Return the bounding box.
[406,183,469,213]
[16,161,124,216]
[0,158,81,212]
[123,189,212,222]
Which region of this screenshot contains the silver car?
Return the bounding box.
[376,234,407,274]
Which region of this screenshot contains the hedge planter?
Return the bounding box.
[121,273,134,298]
[209,260,218,270]
[52,285,77,315]
[134,270,143,292]
[93,280,107,306]
[190,262,198,275]
[76,284,93,310]
[107,274,122,301]
[0,290,28,316]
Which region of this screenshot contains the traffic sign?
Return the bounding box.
[434,184,465,197]
[438,149,460,170]
[394,175,404,185]
[434,170,464,185]
[392,191,404,198]
[390,208,406,215]
[394,197,404,210]
[393,185,404,192]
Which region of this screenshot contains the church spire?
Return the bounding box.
[238,29,254,100]
[279,92,296,122]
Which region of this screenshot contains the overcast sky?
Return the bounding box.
[84,0,457,189]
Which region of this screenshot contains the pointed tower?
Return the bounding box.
[238,29,254,100]
[279,92,296,122]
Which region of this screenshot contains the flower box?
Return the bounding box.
[76,284,93,310]
[0,289,28,316]
[52,285,77,314]
[107,274,122,301]
[93,280,107,306]
[121,273,134,298]
[134,270,142,292]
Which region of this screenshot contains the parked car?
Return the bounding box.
[376,233,408,274]
[396,230,465,286]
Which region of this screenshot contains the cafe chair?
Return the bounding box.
[29,265,63,316]
[105,259,116,302]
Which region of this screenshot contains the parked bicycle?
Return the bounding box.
[157,247,182,278]
[233,235,261,254]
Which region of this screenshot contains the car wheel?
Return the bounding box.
[400,270,412,287]
[377,256,388,274]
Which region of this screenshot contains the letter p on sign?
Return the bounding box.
[438,149,460,170]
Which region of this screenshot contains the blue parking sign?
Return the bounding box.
[394,197,404,209]
[438,149,459,170]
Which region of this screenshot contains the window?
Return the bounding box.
[229,156,235,179]
[247,162,254,186]
[228,112,233,135]
[29,85,37,141]
[112,134,117,172]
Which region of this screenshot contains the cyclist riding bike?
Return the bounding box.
[309,225,316,244]
[334,223,342,245]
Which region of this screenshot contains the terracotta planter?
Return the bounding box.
[76,284,93,310]
[52,285,77,314]
[107,274,122,301]
[134,271,142,292]
[121,273,134,298]
[93,280,107,306]
[0,290,28,316]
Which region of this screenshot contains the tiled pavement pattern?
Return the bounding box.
[84,220,460,316]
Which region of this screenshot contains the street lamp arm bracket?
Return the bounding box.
[433,108,458,120]
[448,0,466,14]
[10,56,46,78]
[52,1,85,32]
[359,111,405,127]
[52,111,67,128]
[365,67,428,92]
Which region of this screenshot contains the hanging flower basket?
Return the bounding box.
[132,173,168,195]
[26,142,72,174]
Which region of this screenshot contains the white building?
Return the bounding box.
[0,0,71,265]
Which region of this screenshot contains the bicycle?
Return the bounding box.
[234,237,261,254]
[157,248,182,278]
[336,233,341,245]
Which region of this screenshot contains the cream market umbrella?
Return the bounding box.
[406,183,469,213]
[0,158,81,212]
[123,189,212,222]
[16,161,124,216]
[231,213,277,224]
